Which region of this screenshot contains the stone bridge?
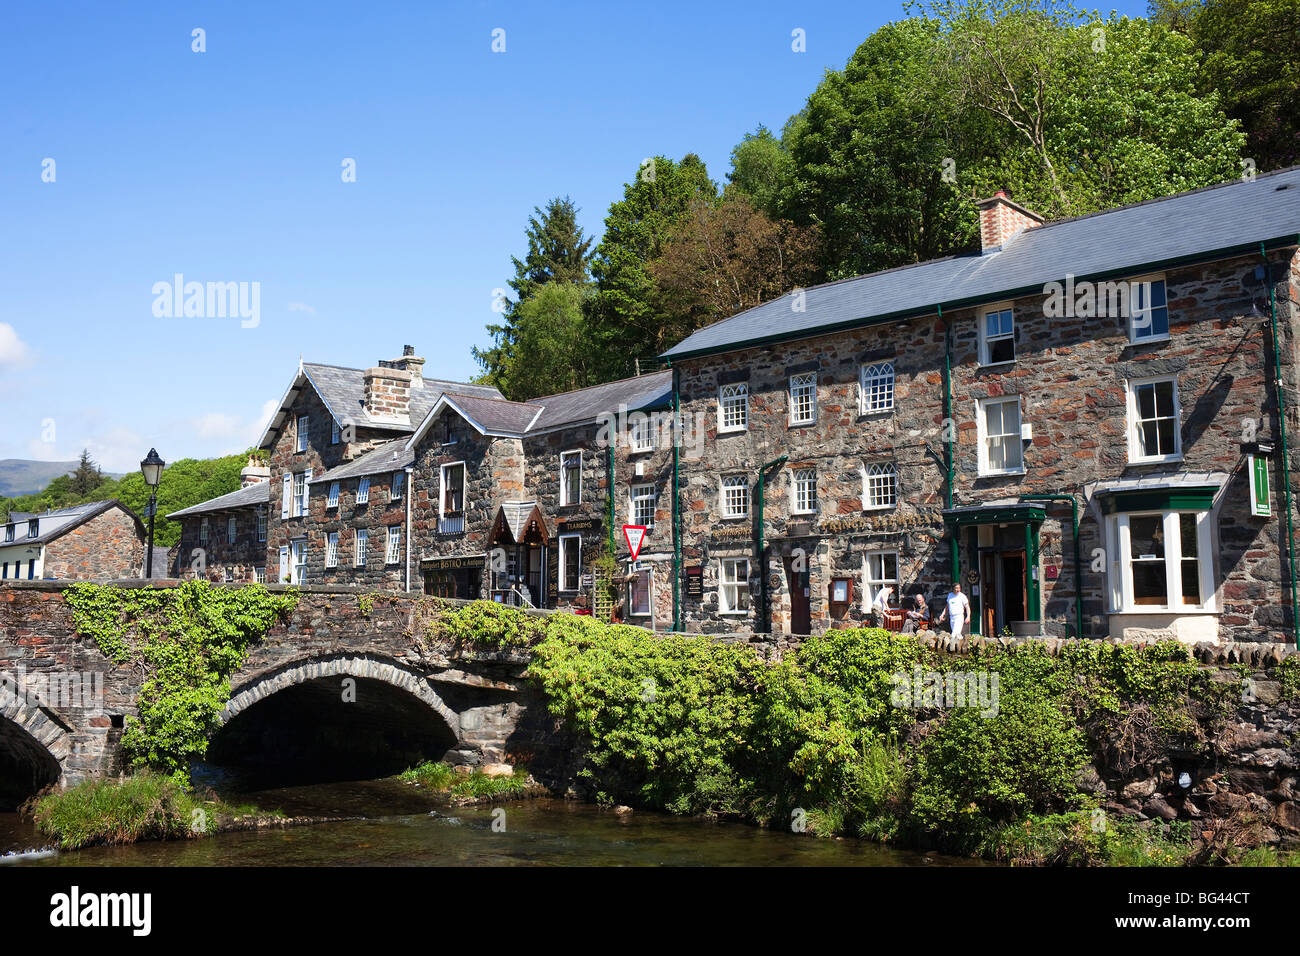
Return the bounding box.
[0,581,576,808]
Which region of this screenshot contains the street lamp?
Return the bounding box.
[140,448,165,578]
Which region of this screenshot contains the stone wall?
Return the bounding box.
[41,506,144,581]
[305,470,406,589]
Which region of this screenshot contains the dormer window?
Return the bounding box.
[27,520,38,539]
[3,525,13,543]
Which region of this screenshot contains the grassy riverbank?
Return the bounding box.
[30,773,281,850]
[399,761,534,800]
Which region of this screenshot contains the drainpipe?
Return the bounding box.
[756,455,788,634]
[1262,240,1300,649]
[1021,494,1082,638]
[670,361,682,633]
[404,465,414,592]
[607,442,616,556]
[941,305,960,584]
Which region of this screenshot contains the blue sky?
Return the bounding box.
[0,0,1147,473]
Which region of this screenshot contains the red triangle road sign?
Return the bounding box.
[623,525,648,561]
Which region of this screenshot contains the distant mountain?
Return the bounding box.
[0,459,79,497]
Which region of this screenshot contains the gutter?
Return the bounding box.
[941,305,959,585]
[404,465,414,593]
[670,361,682,632]
[1262,240,1300,649]
[756,455,788,634]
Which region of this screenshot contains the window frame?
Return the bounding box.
[862,551,900,612]
[1106,510,1216,613]
[293,471,309,516]
[391,471,404,501]
[558,533,582,592]
[356,477,371,506]
[440,461,467,517]
[978,303,1016,366]
[791,467,817,515]
[718,383,749,433]
[327,481,339,509]
[627,415,656,453]
[199,518,209,546]
[976,396,1025,476]
[859,362,896,415]
[325,531,339,568]
[296,415,309,453]
[1126,375,1183,464]
[718,557,751,615]
[720,475,750,520]
[862,462,898,511]
[354,528,368,567]
[788,372,817,426]
[385,526,401,565]
[331,418,340,445]
[559,450,582,506]
[226,515,237,544]
[256,507,267,543]
[629,483,656,528]
[1126,274,1170,345]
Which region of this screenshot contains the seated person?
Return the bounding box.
[902,592,931,634]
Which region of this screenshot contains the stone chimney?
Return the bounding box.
[382,344,425,389]
[975,190,1044,253]
[363,364,413,423]
[240,457,270,488]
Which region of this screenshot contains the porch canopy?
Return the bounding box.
[943,499,1048,629]
[488,500,549,546]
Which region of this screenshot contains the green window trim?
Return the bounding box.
[1098,487,1217,515]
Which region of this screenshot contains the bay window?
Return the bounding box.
[1106,510,1214,612]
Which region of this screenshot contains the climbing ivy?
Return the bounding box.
[64,581,298,785]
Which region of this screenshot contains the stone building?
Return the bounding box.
[660,167,1300,643]
[169,458,272,582]
[168,168,1300,644]
[0,501,147,581]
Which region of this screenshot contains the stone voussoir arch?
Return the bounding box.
[0,694,73,764]
[219,655,461,739]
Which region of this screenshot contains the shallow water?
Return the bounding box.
[0,776,979,867]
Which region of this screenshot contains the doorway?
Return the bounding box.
[979,549,1026,636]
[785,557,811,635]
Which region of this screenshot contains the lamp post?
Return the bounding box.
[140,448,165,578]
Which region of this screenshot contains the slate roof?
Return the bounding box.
[167,481,272,518]
[258,362,503,450]
[2,500,144,546]
[661,166,1300,361]
[404,370,674,449]
[311,441,414,485]
[527,370,673,433]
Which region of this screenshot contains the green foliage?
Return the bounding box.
[64,581,298,783]
[427,598,548,649]
[475,197,597,399]
[1276,655,1300,702]
[589,153,718,378]
[31,772,254,849]
[528,615,766,815]
[399,760,531,798]
[987,811,1195,865]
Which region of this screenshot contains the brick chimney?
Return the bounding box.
[240,457,270,488]
[381,344,425,389]
[363,364,412,423]
[975,190,1044,253]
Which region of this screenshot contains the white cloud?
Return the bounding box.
[0,323,31,367]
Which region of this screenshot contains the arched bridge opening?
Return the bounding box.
[207,657,460,787]
[0,711,66,811]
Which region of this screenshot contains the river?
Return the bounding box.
[0,775,980,866]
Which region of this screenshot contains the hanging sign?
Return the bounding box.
[1250,454,1272,517]
[623,525,648,561]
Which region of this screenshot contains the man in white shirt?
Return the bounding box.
[937,582,970,637]
[870,585,894,627]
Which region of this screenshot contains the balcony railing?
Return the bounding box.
[437,514,465,535]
